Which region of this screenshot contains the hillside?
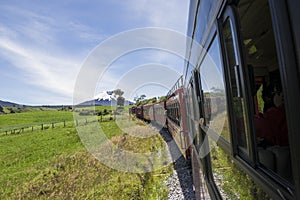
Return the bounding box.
[0,100,21,107]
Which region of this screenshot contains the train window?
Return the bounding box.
[184,86,195,149]
[176,103,180,126]
[192,82,201,151]
[187,80,202,151]
[167,100,181,127]
[206,2,280,197]
[221,16,250,156]
[187,84,197,140]
[198,34,265,199]
[199,35,230,143]
[238,0,293,183]
[194,0,219,44]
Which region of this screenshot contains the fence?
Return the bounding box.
[1,115,117,136]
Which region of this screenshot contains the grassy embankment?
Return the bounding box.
[0,106,172,199]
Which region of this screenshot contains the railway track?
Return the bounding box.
[159,127,196,200]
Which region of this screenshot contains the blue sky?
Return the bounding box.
[0,1,189,105]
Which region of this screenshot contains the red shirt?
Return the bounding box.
[254,105,288,146]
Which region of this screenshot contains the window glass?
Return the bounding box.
[202,27,271,199]
[194,0,220,44]
[200,33,270,199]
[223,18,250,152]
[238,0,293,183]
[209,138,272,199]
[200,36,230,142]
[188,85,196,140]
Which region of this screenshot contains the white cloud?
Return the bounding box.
[77,27,187,103]
[0,1,189,104]
[125,0,189,32]
[0,36,81,97]
[0,5,104,104]
[68,21,107,42]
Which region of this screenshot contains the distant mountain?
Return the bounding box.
[94,91,115,101]
[0,100,22,107]
[0,91,134,108]
[79,91,133,106]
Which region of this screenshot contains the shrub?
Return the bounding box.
[79,110,93,116]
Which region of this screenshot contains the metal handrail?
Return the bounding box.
[167,76,183,97]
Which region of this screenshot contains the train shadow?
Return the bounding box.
[157,126,196,200]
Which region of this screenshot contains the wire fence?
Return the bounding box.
[0,114,117,137]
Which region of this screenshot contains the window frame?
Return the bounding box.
[269,0,300,198]
[195,30,231,199]
[215,2,298,199]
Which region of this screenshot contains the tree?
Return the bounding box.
[149,97,157,104]
[134,94,146,106]
[113,89,125,106]
[113,89,124,98]
[158,96,167,102]
[140,94,146,100]
[134,94,146,102]
[117,96,125,107]
[210,87,225,96]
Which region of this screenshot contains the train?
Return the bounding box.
[130,77,189,157]
[130,76,227,158]
[131,0,300,200]
[182,0,300,199]
[132,0,300,199]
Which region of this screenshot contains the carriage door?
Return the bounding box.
[218,6,253,160]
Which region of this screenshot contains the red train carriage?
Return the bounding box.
[152,101,167,129]
[142,104,154,122]
[166,87,188,157]
[135,106,143,119]
[129,106,136,115]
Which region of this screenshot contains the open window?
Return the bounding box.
[214,0,294,198]
[237,0,293,184]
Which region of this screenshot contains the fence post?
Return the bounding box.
[5,131,7,135]
[21,128,24,133]
[41,124,44,130]
[52,122,54,129]
[64,121,66,128]
[32,126,34,131]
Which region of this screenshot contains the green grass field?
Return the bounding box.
[0,106,119,134]
[0,107,172,199]
[0,110,72,129]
